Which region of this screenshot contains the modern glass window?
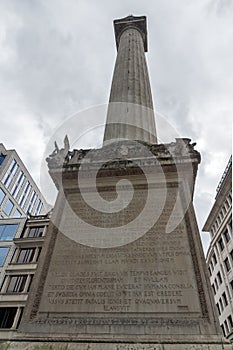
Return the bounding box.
[224,229,231,243]
[12,172,26,199]
[0,224,19,241]
[3,199,14,216]
[0,247,10,266]
[218,237,224,251]
[0,307,17,328]
[0,188,6,205]
[28,226,44,238]
[16,248,35,263]
[224,257,231,272]
[12,209,21,218]
[6,275,27,293]
[35,200,43,215]
[2,161,19,189]
[217,271,222,284]
[0,154,6,166]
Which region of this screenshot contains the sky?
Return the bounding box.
[0,0,232,253]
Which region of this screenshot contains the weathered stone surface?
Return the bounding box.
[1,342,232,350]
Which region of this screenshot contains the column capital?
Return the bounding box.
[114,15,148,52]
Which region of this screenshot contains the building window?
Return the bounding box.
[230,250,233,262]
[0,247,10,266]
[224,257,231,272]
[16,248,35,263]
[0,224,19,241]
[6,275,27,293]
[221,324,226,337]
[223,229,231,243]
[230,280,233,292]
[218,237,225,251]
[222,292,228,306]
[217,271,222,285]
[12,209,21,218]
[224,320,229,334]
[219,297,224,312]
[216,303,221,315]
[228,315,233,328]
[212,253,217,265]
[212,284,216,295]
[28,226,44,238]
[3,199,14,216]
[208,266,212,276]
[214,278,218,290]
[0,188,5,205]
[0,307,17,328]
[0,154,6,166]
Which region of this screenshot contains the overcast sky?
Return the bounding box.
[0,0,232,253]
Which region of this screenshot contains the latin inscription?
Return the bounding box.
[39,187,201,314]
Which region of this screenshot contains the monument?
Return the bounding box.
[8,15,230,350]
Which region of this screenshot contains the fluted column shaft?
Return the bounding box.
[103,23,157,144]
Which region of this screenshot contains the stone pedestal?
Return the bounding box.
[16,141,229,348]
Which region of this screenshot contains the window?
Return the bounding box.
[12,209,21,218]
[208,266,212,276]
[214,278,218,290]
[219,297,224,311]
[228,315,233,328]
[224,229,231,243]
[224,257,231,272]
[0,224,18,241]
[212,284,216,295]
[221,324,226,337]
[6,275,27,293]
[216,303,221,315]
[35,200,43,215]
[0,154,5,166]
[218,237,225,251]
[0,247,10,266]
[230,250,233,262]
[224,320,229,334]
[222,292,228,306]
[16,248,35,263]
[212,253,217,265]
[3,199,14,216]
[0,188,5,205]
[28,226,44,238]
[230,280,233,292]
[0,307,17,328]
[217,271,222,285]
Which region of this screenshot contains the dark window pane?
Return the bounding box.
[28,226,44,238]
[0,307,17,328]
[218,237,225,251]
[7,275,27,293]
[17,249,35,263]
[224,257,231,272]
[224,229,231,243]
[222,292,228,306]
[0,247,10,266]
[0,154,6,166]
[221,324,226,337]
[213,253,217,265]
[217,271,222,284]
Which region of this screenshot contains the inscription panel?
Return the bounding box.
[39,186,201,314]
